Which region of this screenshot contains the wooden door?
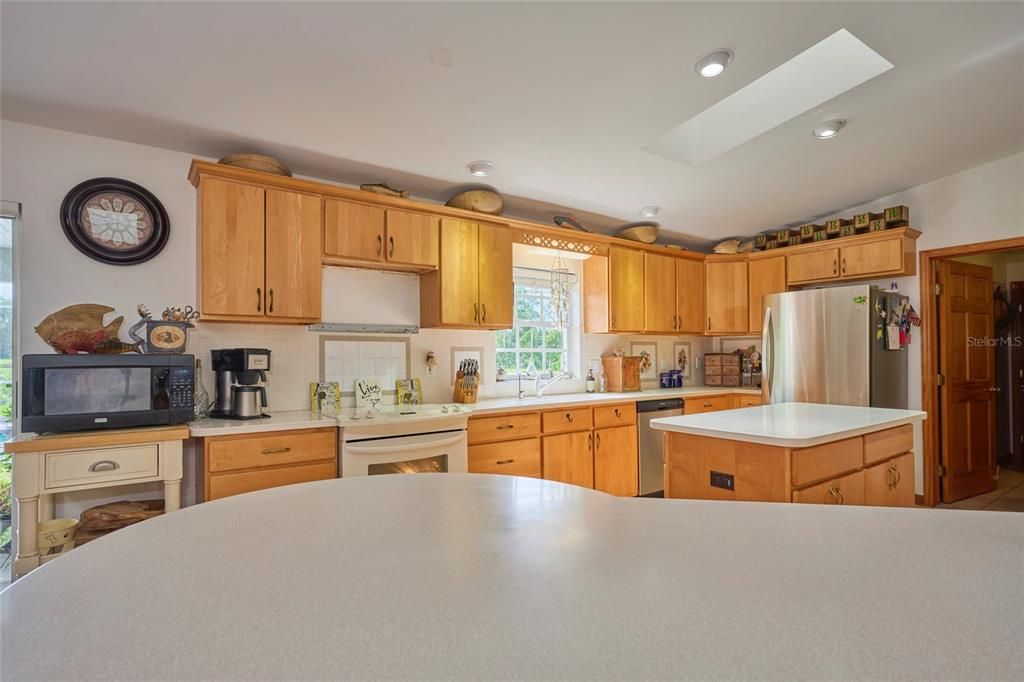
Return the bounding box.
[199,177,265,317]
[265,189,322,321]
[787,248,838,284]
[747,256,786,334]
[705,260,748,334]
[608,247,645,332]
[1012,282,1024,466]
[644,254,676,333]
[322,198,384,262]
[477,223,513,328]
[840,239,902,278]
[863,453,915,507]
[542,431,594,488]
[385,209,439,267]
[939,260,997,502]
[437,219,480,326]
[676,258,705,334]
[594,425,638,496]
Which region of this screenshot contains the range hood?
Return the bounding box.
[315,266,420,334]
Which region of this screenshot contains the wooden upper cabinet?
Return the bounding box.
[747,256,786,333]
[787,248,839,285]
[323,198,384,263]
[676,258,705,334]
[198,177,266,318]
[385,209,439,268]
[477,222,513,328]
[421,218,512,329]
[840,238,902,278]
[644,253,676,333]
[265,189,322,321]
[609,247,645,332]
[705,259,748,335]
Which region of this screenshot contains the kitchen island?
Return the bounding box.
[652,402,926,505]
[2,474,1019,680]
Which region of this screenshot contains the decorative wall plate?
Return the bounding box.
[60,177,169,265]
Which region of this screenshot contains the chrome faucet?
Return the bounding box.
[536,371,571,397]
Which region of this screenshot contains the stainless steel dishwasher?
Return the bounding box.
[636,398,683,496]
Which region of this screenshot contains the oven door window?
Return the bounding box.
[43,368,151,415]
[367,454,448,475]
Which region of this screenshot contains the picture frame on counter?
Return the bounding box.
[629,342,657,382]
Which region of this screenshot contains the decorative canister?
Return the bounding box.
[669,369,683,388]
[659,372,672,389]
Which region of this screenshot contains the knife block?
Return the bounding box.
[453,371,479,404]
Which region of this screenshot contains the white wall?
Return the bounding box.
[838,150,1024,494]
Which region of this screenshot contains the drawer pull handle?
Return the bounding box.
[376,235,383,256]
[262,447,292,454]
[704,402,712,408]
[389,236,395,259]
[828,485,840,504]
[495,459,515,465]
[595,433,601,449]
[88,460,120,472]
[496,424,515,430]
[614,408,622,418]
[566,413,574,423]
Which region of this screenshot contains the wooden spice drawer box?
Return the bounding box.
[542,407,593,434]
[468,439,542,478]
[468,412,541,444]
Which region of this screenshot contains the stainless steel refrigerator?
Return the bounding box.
[761,285,908,408]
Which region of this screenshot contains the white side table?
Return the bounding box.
[4,425,189,579]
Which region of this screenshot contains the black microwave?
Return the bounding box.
[22,354,195,433]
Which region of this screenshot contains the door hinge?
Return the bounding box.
[935,283,942,296]
[938,464,948,477]
[936,374,946,386]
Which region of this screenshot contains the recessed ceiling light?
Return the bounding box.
[813,119,847,140]
[694,49,733,78]
[640,206,660,218]
[466,160,494,177]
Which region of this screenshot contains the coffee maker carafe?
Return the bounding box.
[210,348,272,420]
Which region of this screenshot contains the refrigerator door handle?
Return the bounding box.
[762,305,774,403]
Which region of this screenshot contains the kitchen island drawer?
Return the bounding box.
[208,461,337,500]
[594,403,636,428]
[863,424,913,465]
[206,428,337,473]
[45,444,159,490]
[791,436,863,488]
[468,412,540,444]
[542,407,593,434]
[469,439,541,477]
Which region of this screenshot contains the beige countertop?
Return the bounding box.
[470,386,760,415]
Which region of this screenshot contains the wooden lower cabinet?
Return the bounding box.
[468,438,541,478]
[201,427,338,501]
[664,425,915,508]
[863,452,915,507]
[594,425,638,496]
[542,431,594,488]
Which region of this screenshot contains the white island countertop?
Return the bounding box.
[651,402,926,447]
[2,475,1020,680]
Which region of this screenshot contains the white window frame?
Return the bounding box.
[496,267,580,381]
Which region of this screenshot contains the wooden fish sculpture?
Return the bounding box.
[34,304,135,354]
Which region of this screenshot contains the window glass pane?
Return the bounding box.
[543,328,563,349]
[0,216,11,443]
[516,296,541,321]
[496,352,517,374]
[518,326,541,348]
[495,329,515,349]
[545,352,564,373]
[521,352,543,373]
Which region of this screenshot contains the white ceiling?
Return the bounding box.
[2,1,1022,249]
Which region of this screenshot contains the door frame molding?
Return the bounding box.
[920,235,1024,506]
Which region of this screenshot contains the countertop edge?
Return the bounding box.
[469,387,761,415]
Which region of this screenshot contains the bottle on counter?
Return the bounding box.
[585,369,596,393]
[193,358,211,420]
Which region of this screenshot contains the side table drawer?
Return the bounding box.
[45,444,159,489]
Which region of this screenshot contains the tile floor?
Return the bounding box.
[936,469,1024,512]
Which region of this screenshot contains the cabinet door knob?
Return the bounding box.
[495,459,515,465]
[256,287,262,312]
[596,433,601,449]
[588,433,593,451]
[828,485,839,504]
[474,302,479,322]
[376,235,383,256]
[268,288,274,314]
[482,303,487,323]
[88,460,119,472]
[833,260,838,275]
[389,236,395,258]
[614,408,621,418]
[841,257,847,274]
[566,412,574,423]
[707,317,712,332]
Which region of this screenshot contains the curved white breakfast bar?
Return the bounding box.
[2,474,1022,680]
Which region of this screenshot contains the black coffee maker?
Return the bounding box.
[210,348,272,419]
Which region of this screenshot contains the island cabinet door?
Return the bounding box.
[594,425,638,496]
[863,452,915,507]
[792,470,865,506]
[542,432,594,489]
